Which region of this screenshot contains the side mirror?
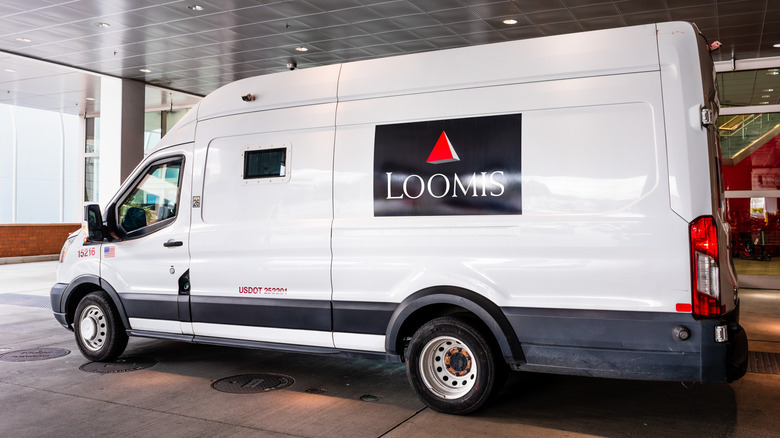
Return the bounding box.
[84,204,104,241]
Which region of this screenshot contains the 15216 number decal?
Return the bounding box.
[77,247,96,258]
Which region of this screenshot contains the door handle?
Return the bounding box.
[164,239,183,247]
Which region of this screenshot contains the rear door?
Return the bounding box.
[695,31,739,313]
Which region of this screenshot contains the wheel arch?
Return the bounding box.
[61,275,130,330]
[385,286,523,364]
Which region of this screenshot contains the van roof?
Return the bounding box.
[195,22,679,122]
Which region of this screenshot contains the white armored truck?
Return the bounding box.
[52,22,748,414]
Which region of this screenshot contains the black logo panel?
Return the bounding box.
[373,114,522,216]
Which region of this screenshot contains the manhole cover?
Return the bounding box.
[80,357,157,373]
[0,348,70,362]
[360,394,381,402]
[212,374,294,394]
[747,351,780,374]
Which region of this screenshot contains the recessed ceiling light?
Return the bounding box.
[295,47,308,52]
[769,69,780,75]
[188,5,204,11]
[15,37,32,43]
[4,68,15,73]
[503,19,518,25]
[95,22,111,28]
[86,97,95,101]
[759,101,770,104]
[774,43,780,48]
[140,68,151,73]
[763,88,775,92]
[762,94,771,98]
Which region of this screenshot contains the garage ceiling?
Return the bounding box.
[1,0,779,115]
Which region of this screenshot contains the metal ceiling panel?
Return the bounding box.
[468,3,524,20]
[580,16,626,31]
[0,0,779,116]
[526,9,578,24]
[570,4,622,20]
[514,0,568,13]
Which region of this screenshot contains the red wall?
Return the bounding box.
[0,224,81,258]
[722,133,780,191]
[722,132,780,254]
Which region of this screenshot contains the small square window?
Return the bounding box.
[244,148,286,179]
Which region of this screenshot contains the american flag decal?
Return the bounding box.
[104,246,115,258]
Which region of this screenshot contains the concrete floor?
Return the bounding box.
[1,261,780,438]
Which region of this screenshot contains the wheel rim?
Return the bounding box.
[418,335,477,399]
[78,304,107,352]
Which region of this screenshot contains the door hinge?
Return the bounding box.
[701,108,715,126]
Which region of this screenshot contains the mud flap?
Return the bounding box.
[726,322,748,382]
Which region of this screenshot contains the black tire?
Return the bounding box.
[406,316,504,415]
[73,291,128,362]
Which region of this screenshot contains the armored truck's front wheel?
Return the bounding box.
[406,316,503,414]
[74,291,128,362]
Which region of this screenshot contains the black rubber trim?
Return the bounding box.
[503,307,702,352]
[122,293,180,320]
[118,294,397,334]
[190,296,331,331]
[502,306,749,383]
[97,279,131,329]
[178,295,191,322]
[126,330,401,362]
[53,275,131,330]
[384,286,523,361]
[332,301,398,334]
[50,282,67,313]
[192,335,400,362]
[53,312,68,328]
[127,330,194,343]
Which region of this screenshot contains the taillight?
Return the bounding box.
[690,216,722,317]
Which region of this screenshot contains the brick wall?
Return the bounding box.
[0,224,81,258]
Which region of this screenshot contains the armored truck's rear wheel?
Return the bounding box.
[406,316,503,414]
[74,291,128,362]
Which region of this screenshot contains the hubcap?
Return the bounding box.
[418,336,478,399]
[79,304,107,352]
[80,317,96,340]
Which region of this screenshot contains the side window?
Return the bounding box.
[244,148,286,179]
[117,157,183,236]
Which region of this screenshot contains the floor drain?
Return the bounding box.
[212,374,294,394]
[304,387,327,394]
[360,394,380,402]
[0,348,70,362]
[80,357,157,373]
[747,351,780,374]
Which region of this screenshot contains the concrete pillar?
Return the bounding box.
[98,77,145,208]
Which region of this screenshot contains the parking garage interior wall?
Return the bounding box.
[0,104,81,224]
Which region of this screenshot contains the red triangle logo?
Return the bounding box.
[427,131,460,164]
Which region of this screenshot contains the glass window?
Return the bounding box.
[717,68,780,108]
[244,148,286,179]
[85,157,99,203]
[118,158,182,234]
[144,109,190,155]
[143,111,162,153]
[85,117,100,202]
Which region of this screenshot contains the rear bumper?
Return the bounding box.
[502,307,748,383]
[712,319,748,383]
